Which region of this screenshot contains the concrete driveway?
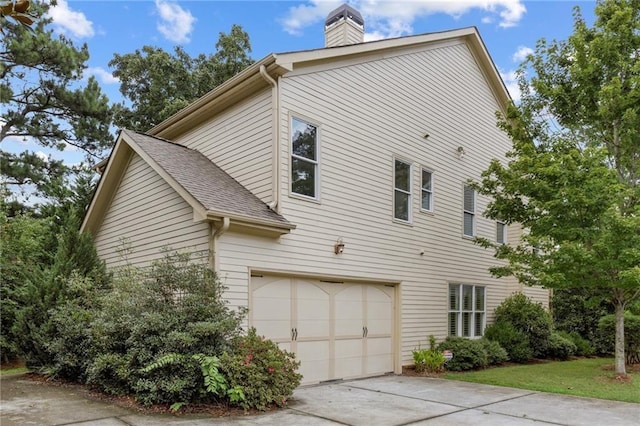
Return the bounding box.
[1,373,638,425]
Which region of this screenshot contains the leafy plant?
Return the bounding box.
[598,313,640,365]
[484,321,532,363]
[545,333,577,360]
[413,336,446,373]
[437,337,488,371]
[479,338,508,365]
[555,331,594,357]
[219,328,301,410]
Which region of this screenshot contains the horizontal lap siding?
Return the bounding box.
[173,90,273,203]
[216,41,532,365]
[95,154,209,269]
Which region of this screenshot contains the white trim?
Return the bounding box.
[448,283,486,338]
[289,115,320,201]
[419,167,434,213]
[393,157,412,224]
[496,221,507,244]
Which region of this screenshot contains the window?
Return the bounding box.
[421,169,433,212]
[291,117,318,198]
[497,221,506,244]
[463,185,475,237]
[448,284,485,338]
[394,159,412,222]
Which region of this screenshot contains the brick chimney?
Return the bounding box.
[324,4,364,47]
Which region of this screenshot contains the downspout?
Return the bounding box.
[209,217,230,272]
[259,65,280,213]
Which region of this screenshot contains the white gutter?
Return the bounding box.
[210,217,230,272]
[259,65,280,213]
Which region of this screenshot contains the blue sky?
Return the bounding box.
[5,0,597,169]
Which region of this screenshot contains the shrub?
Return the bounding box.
[479,338,508,365]
[597,312,640,364]
[555,331,595,357]
[437,337,487,371]
[552,288,611,345]
[87,251,245,405]
[494,293,552,358]
[413,336,446,373]
[545,333,577,360]
[219,328,302,410]
[484,321,532,363]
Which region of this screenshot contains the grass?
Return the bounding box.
[445,358,639,403]
[0,366,29,376]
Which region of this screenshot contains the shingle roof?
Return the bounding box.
[120,129,291,227]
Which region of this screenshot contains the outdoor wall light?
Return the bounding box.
[334,237,345,254]
[457,146,466,159]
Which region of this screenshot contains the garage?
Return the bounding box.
[250,274,395,385]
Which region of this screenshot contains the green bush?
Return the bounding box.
[484,321,533,363]
[413,336,446,373]
[555,331,595,357]
[479,338,508,365]
[597,313,640,364]
[219,328,302,410]
[552,288,611,345]
[437,337,488,371]
[87,252,245,405]
[545,332,577,360]
[494,293,552,358]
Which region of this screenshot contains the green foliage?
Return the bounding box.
[437,337,488,371]
[110,24,253,132]
[597,313,640,364]
[479,338,509,365]
[219,328,302,410]
[1,1,113,203]
[552,288,612,345]
[555,331,595,357]
[413,336,446,373]
[494,293,552,358]
[87,252,244,405]
[545,333,577,360]
[484,321,533,363]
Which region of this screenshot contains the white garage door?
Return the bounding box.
[250,275,395,385]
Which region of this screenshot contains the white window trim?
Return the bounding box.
[497,221,507,244]
[420,167,434,213]
[463,184,476,238]
[289,116,320,201]
[393,157,412,224]
[448,283,486,339]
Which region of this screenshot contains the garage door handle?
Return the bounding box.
[363,326,366,338]
[365,326,369,337]
[291,328,298,341]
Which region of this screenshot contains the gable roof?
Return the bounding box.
[81,129,294,236]
[149,26,510,140]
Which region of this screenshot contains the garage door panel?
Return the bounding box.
[365,337,393,375]
[366,286,393,335]
[334,339,363,379]
[252,278,291,341]
[296,280,330,338]
[335,285,364,336]
[296,341,330,383]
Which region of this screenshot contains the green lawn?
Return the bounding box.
[0,367,29,376]
[445,358,639,403]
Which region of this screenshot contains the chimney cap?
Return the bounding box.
[325,4,364,29]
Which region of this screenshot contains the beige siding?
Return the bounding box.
[213,41,542,366]
[95,154,209,269]
[172,89,273,203]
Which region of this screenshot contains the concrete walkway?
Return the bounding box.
[1,373,638,425]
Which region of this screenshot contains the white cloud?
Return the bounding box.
[46,0,94,38]
[513,45,534,63]
[35,151,49,162]
[85,67,120,85]
[281,0,526,39]
[155,0,196,44]
[500,69,521,103]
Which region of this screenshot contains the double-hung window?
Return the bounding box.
[463,185,475,237]
[421,169,433,212]
[394,159,412,222]
[291,117,318,199]
[497,221,506,244]
[448,284,486,338]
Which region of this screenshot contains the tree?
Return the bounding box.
[474,0,640,376]
[110,24,254,132]
[1,0,113,205]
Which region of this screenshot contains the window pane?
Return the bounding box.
[497,222,505,244]
[462,312,471,337]
[421,191,432,211]
[395,160,410,191]
[394,190,409,221]
[421,170,432,191]
[291,158,315,197]
[475,287,485,311]
[448,312,458,336]
[292,118,316,160]
[475,313,484,336]
[462,285,472,310]
[449,285,459,310]
[464,185,475,212]
[464,212,474,236]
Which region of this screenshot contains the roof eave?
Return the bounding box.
[206,210,295,236]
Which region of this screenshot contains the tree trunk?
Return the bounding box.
[614,301,626,376]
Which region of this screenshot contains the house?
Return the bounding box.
[82,4,549,385]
